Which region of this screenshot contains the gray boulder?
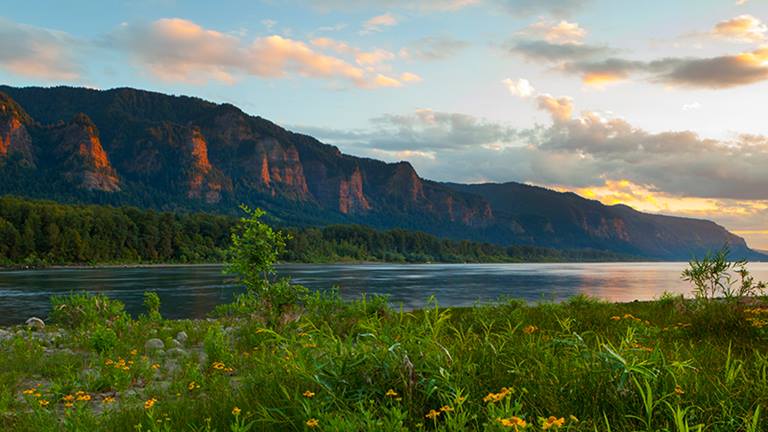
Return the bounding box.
[175,331,188,344]
[144,338,165,351]
[25,317,45,330]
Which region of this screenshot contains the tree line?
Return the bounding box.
[0,195,633,266]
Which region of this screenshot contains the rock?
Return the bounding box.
[25,317,45,330]
[166,348,187,358]
[175,331,188,344]
[0,329,10,340]
[170,339,183,348]
[144,338,165,351]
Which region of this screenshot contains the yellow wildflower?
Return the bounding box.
[522,325,538,334]
[105,359,114,366]
[103,396,115,404]
[303,390,315,398]
[306,418,319,428]
[151,363,161,370]
[610,316,621,321]
[674,385,684,396]
[33,392,42,398]
[542,416,565,429]
[144,398,157,409]
[62,394,75,402]
[497,416,527,429]
[425,409,441,420]
[385,389,399,398]
[188,381,200,391]
[38,399,50,407]
[77,394,91,401]
[232,406,241,416]
[212,361,226,370]
[440,405,454,412]
[130,349,138,356]
[483,387,512,403]
[64,402,74,408]
[22,388,35,395]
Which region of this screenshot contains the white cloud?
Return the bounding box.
[502,78,536,97]
[361,13,398,34]
[0,17,82,81]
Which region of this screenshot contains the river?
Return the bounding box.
[1,262,767,325]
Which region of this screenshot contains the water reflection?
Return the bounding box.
[1,262,767,325]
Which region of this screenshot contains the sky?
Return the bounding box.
[2,0,768,248]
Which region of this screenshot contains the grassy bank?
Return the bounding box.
[1,290,767,431]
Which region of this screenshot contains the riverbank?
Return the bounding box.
[1,291,766,431]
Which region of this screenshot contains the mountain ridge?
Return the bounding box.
[0,84,761,260]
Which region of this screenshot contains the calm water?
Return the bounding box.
[2,262,768,326]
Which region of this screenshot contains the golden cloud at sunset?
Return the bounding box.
[712,15,767,43]
[111,18,419,88]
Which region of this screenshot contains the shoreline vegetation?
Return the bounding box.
[0,195,639,270]
[1,208,767,431]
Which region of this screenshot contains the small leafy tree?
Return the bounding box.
[682,246,765,300]
[224,206,306,320]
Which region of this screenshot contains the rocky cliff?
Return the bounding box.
[0,85,760,260]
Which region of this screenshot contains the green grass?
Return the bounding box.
[1,291,767,431]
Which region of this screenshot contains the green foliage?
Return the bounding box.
[225,206,287,292]
[50,293,128,329]
[3,290,768,431]
[224,206,307,323]
[143,291,162,321]
[682,246,766,300]
[89,325,118,354]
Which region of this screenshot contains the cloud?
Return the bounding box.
[502,78,536,97]
[301,92,768,211]
[682,102,701,111]
[361,13,398,34]
[712,15,767,43]
[494,0,589,16]
[0,17,82,81]
[519,19,586,45]
[553,48,768,89]
[508,39,610,62]
[306,0,480,12]
[109,18,418,88]
[399,36,469,60]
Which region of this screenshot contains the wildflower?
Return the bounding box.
[103,396,115,404]
[610,316,621,321]
[522,325,538,334]
[303,390,315,398]
[232,406,241,416]
[64,402,74,408]
[151,363,161,370]
[33,392,42,398]
[440,405,454,412]
[674,385,684,396]
[385,389,399,398]
[455,396,466,403]
[62,394,75,402]
[497,416,527,429]
[425,409,441,420]
[212,361,226,370]
[188,381,200,391]
[569,415,579,422]
[542,416,565,429]
[22,388,35,395]
[144,398,157,409]
[483,387,511,403]
[130,349,138,356]
[76,394,91,402]
[306,418,319,428]
[105,359,114,366]
[38,399,50,407]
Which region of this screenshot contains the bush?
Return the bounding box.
[89,325,118,354]
[50,293,128,329]
[142,291,162,321]
[682,246,766,300]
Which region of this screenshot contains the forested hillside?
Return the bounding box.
[0,196,633,266]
